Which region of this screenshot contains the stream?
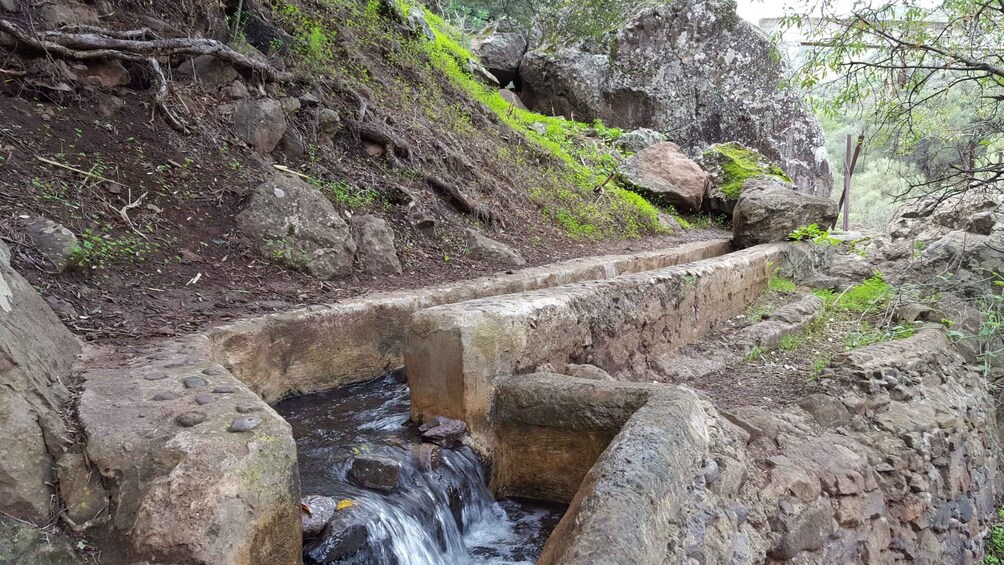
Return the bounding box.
[276,371,565,564]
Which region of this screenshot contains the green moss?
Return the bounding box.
[833,274,890,313]
[705,142,792,200]
[768,276,797,294]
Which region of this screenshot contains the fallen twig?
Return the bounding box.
[36,156,125,186]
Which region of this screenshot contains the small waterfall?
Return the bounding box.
[276,372,563,565]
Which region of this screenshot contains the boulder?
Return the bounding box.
[618,141,708,212]
[520,0,831,197]
[347,455,401,492]
[176,54,239,90]
[732,177,838,249]
[237,174,356,279]
[769,500,837,559]
[701,142,794,214]
[465,229,525,266]
[617,128,666,153]
[406,6,435,41]
[39,0,98,28]
[234,98,287,154]
[472,31,527,86]
[498,88,527,110]
[23,216,78,272]
[0,247,80,523]
[0,515,79,564]
[419,416,467,447]
[304,508,371,564]
[469,59,500,87]
[351,215,403,275]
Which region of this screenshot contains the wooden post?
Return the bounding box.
[833,134,864,230]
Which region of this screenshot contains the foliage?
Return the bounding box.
[71,228,159,269]
[782,0,1004,203]
[789,223,840,245]
[310,177,381,208]
[832,274,891,314]
[986,507,1004,565]
[703,142,792,199]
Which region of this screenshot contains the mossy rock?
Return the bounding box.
[700,142,792,214]
[0,516,82,564]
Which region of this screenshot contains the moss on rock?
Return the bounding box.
[701,142,792,214]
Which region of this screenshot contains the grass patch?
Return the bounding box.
[768,276,797,294]
[311,177,381,209]
[987,508,1004,564]
[71,228,159,269]
[779,334,804,351]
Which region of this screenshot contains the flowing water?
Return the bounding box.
[276,371,565,565]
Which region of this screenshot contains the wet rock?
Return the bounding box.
[351,215,403,275]
[237,174,357,279]
[617,128,666,153]
[520,0,832,196]
[732,177,839,248]
[229,415,262,432]
[301,495,338,538]
[348,455,402,492]
[419,416,467,447]
[564,363,614,381]
[303,508,371,564]
[23,216,78,272]
[234,98,287,154]
[182,376,207,389]
[465,229,525,266]
[411,443,442,471]
[618,142,708,212]
[56,453,107,528]
[176,54,239,91]
[175,411,207,428]
[472,31,527,86]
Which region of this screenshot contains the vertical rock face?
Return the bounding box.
[520,0,832,196]
[0,241,81,523]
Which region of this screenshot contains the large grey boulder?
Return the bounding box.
[351,215,403,275]
[618,141,708,212]
[520,0,832,197]
[472,30,527,86]
[0,242,80,523]
[732,177,838,248]
[617,128,666,153]
[234,98,287,154]
[237,174,356,279]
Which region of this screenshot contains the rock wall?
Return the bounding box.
[520,0,832,196]
[0,240,80,523]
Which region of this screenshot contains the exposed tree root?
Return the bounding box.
[0,18,289,132]
[426,175,503,227]
[344,118,411,160]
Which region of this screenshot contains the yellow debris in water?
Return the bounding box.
[336,499,354,511]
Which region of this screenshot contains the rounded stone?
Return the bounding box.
[183,376,208,389]
[144,373,169,381]
[229,415,262,432]
[236,404,262,414]
[213,385,238,394]
[152,391,180,401]
[194,394,214,405]
[176,411,207,427]
[202,367,225,376]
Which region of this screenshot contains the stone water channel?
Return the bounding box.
[276,371,565,564]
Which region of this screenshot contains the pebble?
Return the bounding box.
[202,367,225,376]
[176,411,207,427]
[183,376,208,388]
[144,373,169,381]
[236,404,262,414]
[213,385,238,394]
[229,415,261,432]
[152,392,180,401]
[194,394,214,405]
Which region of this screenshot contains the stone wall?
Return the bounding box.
[207,239,729,403]
[405,244,793,443]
